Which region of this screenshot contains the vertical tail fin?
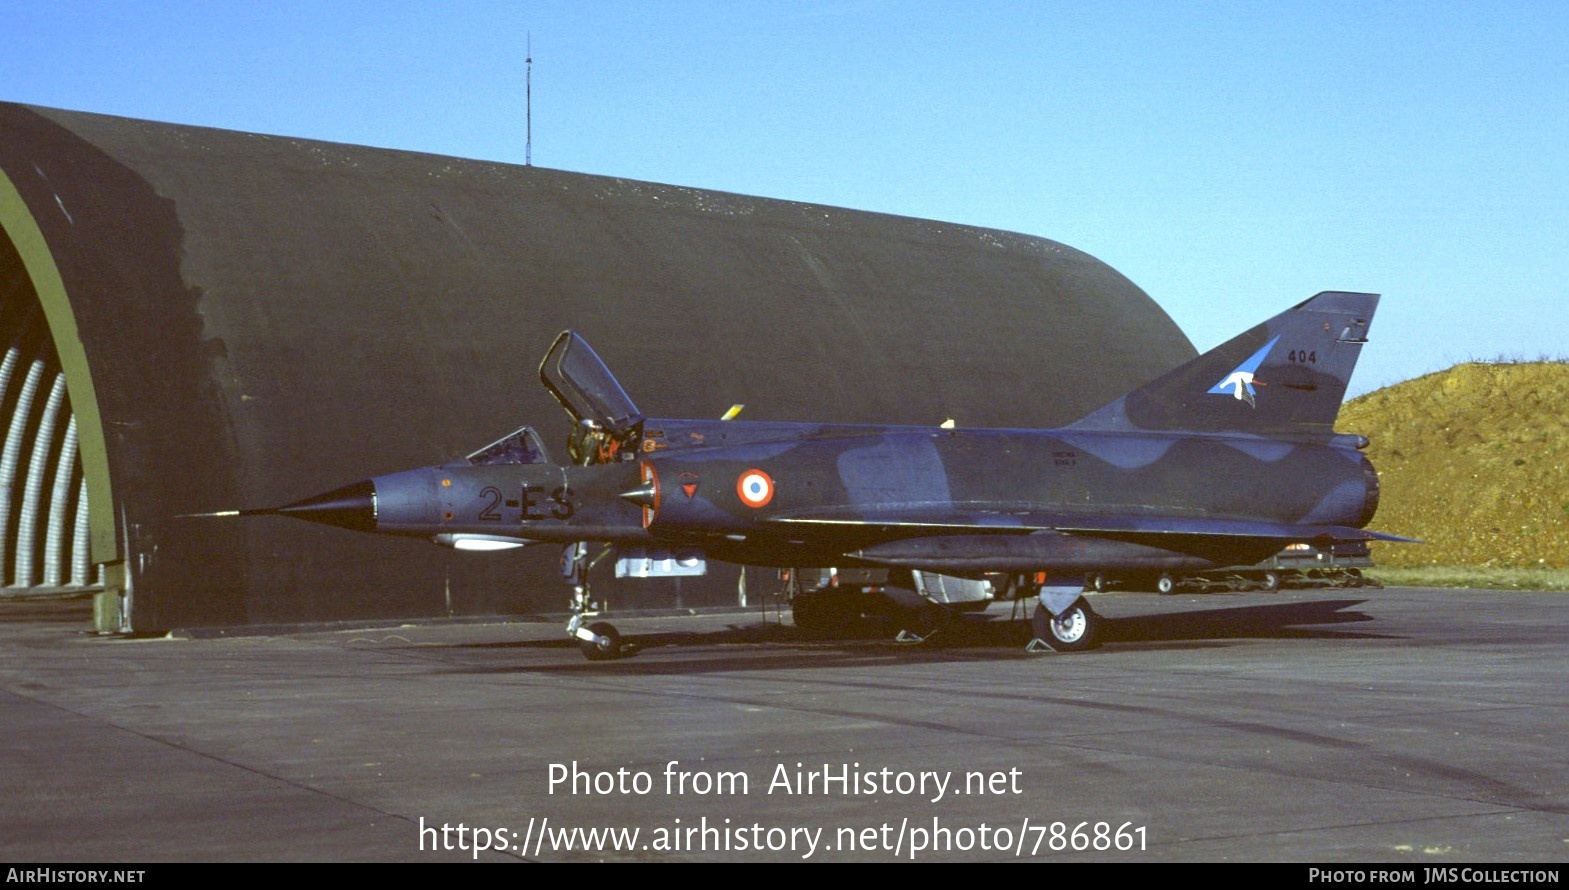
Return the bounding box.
[1066,291,1379,441]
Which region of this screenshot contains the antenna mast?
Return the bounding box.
[525,33,533,166]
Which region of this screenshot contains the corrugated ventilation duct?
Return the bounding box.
[0,298,96,595]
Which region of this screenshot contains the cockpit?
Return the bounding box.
[463,425,550,466]
[539,331,645,465]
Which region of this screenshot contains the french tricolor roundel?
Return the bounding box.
[736,469,774,509]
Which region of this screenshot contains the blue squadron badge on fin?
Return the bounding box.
[1208,335,1280,407]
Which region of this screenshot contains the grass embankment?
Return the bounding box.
[1368,565,1569,591]
[1338,360,1569,589]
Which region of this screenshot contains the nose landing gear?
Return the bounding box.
[563,542,628,660]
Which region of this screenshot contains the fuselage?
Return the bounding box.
[639,423,1376,533]
[350,418,1377,572]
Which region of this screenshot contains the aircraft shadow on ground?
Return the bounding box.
[432,597,1386,676]
[1100,597,1383,645]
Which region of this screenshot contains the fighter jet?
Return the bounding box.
[230,291,1410,659]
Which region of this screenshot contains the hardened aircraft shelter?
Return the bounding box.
[0,103,1194,633]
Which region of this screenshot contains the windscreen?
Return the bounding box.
[465,425,550,466]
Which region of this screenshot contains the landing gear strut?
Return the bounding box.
[562,542,626,660]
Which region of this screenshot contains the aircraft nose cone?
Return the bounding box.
[269,479,377,532]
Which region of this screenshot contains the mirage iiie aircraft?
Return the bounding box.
[225,291,1410,659]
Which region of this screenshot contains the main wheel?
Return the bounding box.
[1155,573,1176,595]
[894,602,956,643]
[1261,571,1281,591]
[791,591,852,632]
[579,621,622,660]
[1032,598,1101,652]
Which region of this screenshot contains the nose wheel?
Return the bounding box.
[576,620,622,660]
[566,585,626,660]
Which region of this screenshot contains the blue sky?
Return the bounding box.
[6,1,1567,396]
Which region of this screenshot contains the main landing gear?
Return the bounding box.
[562,542,627,661]
[1027,578,1103,653]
